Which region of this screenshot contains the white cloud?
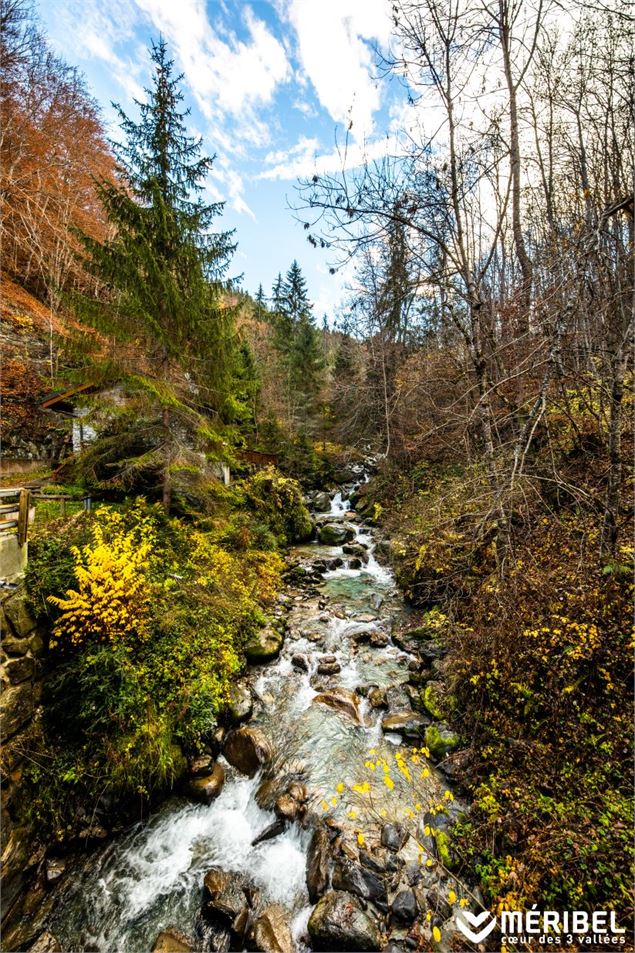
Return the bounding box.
[134,0,290,124]
[211,160,256,220]
[47,0,145,102]
[259,131,403,181]
[286,0,392,143]
[264,136,321,167]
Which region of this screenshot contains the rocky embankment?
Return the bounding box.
[14,467,477,953]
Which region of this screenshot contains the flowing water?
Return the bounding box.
[45,480,458,952]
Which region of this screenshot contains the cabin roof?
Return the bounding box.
[41,382,99,411]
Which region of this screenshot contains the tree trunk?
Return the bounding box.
[600,352,626,559]
[162,406,172,512]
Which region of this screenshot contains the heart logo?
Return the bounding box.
[456,909,497,944]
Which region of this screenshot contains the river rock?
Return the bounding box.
[381,710,429,740]
[332,859,387,905]
[252,904,293,953]
[342,543,368,557]
[291,653,309,671]
[390,888,418,924]
[244,627,283,664]
[252,818,286,846]
[184,762,225,804]
[274,793,302,822]
[424,723,459,761]
[421,681,445,720]
[187,753,215,777]
[255,776,285,810]
[223,726,273,776]
[313,492,332,512]
[152,928,193,952]
[226,681,253,723]
[203,868,248,924]
[317,658,341,675]
[318,523,356,546]
[307,890,381,951]
[381,823,408,852]
[333,467,356,484]
[28,933,62,953]
[44,858,66,884]
[367,686,387,708]
[369,630,389,648]
[348,558,363,569]
[313,687,365,725]
[306,826,331,903]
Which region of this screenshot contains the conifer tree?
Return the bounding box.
[254,283,267,321]
[73,39,238,508]
[269,260,324,428]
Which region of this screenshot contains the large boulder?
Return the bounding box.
[306,826,331,903]
[424,723,459,761]
[313,687,366,726]
[318,523,356,546]
[184,762,225,804]
[252,904,294,953]
[308,891,381,951]
[313,491,332,512]
[244,627,283,664]
[202,868,248,925]
[223,726,273,777]
[381,710,429,741]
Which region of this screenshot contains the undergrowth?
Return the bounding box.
[365,426,634,927]
[19,469,310,842]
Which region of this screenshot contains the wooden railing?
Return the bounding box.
[0,488,31,546]
[236,449,279,468]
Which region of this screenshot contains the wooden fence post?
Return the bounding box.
[17,488,30,547]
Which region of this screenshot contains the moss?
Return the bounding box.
[424,724,458,761]
[435,830,452,868]
[422,684,444,720]
[242,467,313,544]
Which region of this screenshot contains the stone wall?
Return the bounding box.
[0,586,47,919]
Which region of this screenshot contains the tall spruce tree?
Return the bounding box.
[270,260,324,427]
[254,283,267,321]
[74,39,237,508]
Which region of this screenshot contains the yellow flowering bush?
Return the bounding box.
[48,506,156,648]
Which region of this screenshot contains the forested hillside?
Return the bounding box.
[0,1,632,952]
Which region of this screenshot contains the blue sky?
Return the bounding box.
[38,0,407,321]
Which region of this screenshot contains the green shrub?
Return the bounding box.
[242,467,313,543]
[19,497,282,839]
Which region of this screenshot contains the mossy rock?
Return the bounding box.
[318,523,355,546]
[244,627,283,664]
[424,723,458,761]
[422,683,445,720]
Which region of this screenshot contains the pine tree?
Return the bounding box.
[284,260,311,322]
[270,273,285,314]
[73,39,238,508]
[254,283,267,321]
[269,260,324,428]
